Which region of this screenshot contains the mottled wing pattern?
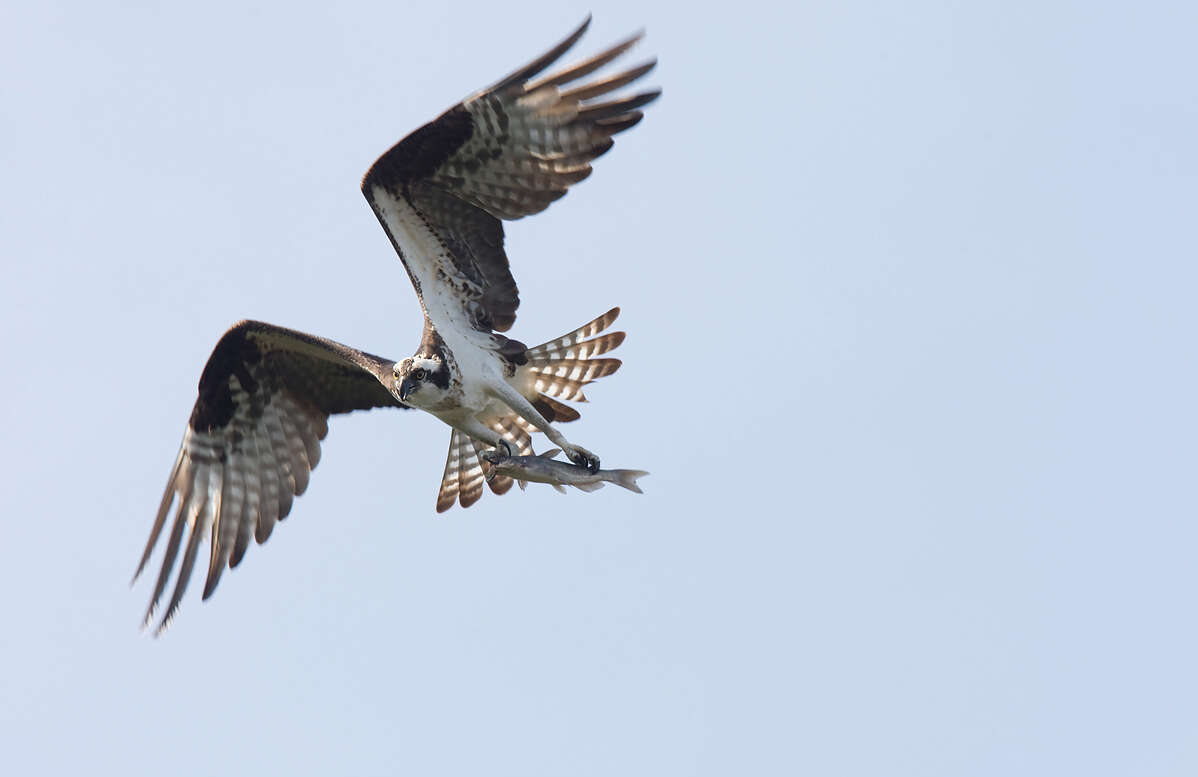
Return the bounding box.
[432,20,659,222]
[362,17,659,336]
[134,321,404,633]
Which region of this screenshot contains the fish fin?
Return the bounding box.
[552,483,567,494]
[539,448,563,459]
[518,479,528,492]
[608,469,649,494]
[572,481,605,493]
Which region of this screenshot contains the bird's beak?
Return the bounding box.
[398,377,416,401]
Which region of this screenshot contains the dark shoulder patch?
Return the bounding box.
[361,104,474,195]
[497,335,528,366]
[418,325,447,356]
[416,326,452,390]
[190,323,261,432]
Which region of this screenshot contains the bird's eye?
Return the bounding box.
[393,366,401,380]
[413,368,427,381]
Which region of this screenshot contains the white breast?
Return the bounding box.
[369,186,511,416]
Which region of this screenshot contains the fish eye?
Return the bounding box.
[413,368,427,381]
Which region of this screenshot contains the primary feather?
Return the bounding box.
[135,18,659,632]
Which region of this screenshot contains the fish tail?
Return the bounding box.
[605,469,648,494]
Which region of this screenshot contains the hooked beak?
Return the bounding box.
[398,377,417,402]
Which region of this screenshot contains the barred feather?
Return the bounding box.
[538,332,624,362]
[470,438,513,496]
[134,321,402,634]
[533,375,590,402]
[514,307,627,416]
[531,357,621,383]
[523,28,644,93]
[436,418,538,510]
[139,19,660,634]
[433,305,628,511]
[490,417,534,457]
[506,414,540,439]
[362,20,658,337]
[437,431,488,512]
[443,26,659,218]
[524,308,622,361]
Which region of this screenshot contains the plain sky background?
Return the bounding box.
[3,1,1197,774]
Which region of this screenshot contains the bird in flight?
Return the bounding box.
[134,17,659,633]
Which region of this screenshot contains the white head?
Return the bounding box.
[393,355,450,408]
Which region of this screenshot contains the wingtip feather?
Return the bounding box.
[485,15,593,94]
[524,28,647,93]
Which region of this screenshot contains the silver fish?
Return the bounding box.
[481,448,648,494]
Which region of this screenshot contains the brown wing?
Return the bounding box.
[361,16,660,335]
[134,321,405,634]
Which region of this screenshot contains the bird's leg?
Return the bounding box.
[487,382,599,472]
[453,416,513,461]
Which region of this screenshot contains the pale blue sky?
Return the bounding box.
[3,1,1197,774]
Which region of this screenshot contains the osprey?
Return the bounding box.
[134,17,659,632]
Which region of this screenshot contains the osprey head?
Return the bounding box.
[393,355,449,406]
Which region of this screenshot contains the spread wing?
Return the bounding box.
[134,321,405,634]
[361,16,659,338]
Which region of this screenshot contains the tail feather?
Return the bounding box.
[437,431,487,512]
[504,414,539,439]
[435,434,463,513]
[489,417,534,457]
[533,395,581,423]
[524,307,621,362]
[503,302,627,433]
[531,357,621,383]
[521,308,626,416]
[471,438,513,496]
[532,375,590,403]
[438,421,536,510]
[465,416,534,497]
[605,469,648,494]
[528,331,625,363]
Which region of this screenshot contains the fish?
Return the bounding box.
[480,448,649,494]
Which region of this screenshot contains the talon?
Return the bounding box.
[481,439,513,464]
[567,446,600,473]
